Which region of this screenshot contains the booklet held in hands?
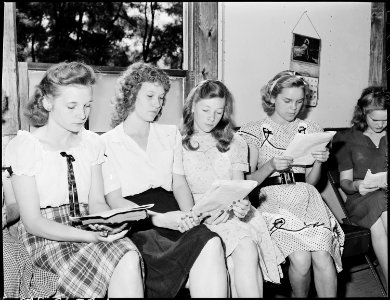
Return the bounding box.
[192,180,258,215]
[70,204,154,225]
[283,131,336,166]
[363,169,387,188]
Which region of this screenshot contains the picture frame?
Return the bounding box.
[291,33,321,65]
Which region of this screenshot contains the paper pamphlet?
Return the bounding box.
[363,169,387,188]
[192,180,258,215]
[69,204,154,225]
[283,131,336,166]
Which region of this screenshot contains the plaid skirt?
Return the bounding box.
[17,203,143,298]
[3,228,58,298]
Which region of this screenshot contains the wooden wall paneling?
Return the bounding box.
[2,2,20,135]
[369,2,387,87]
[18,62,30,131]
[185,2,218,97]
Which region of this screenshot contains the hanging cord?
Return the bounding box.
[292,11,321,39]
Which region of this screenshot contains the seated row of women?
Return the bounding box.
[2,61,387,298]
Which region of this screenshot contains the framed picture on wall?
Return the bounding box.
[291,33,321,65]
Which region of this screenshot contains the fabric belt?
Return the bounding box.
[261,172,306,188]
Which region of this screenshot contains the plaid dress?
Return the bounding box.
[17,204,141,298]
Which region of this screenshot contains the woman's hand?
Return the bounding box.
[354,180,380,196]
[88,223,130,237]
[93,228,130,243]
[231,199,250,219]
[311,148,329,163]
[270,156,293,171]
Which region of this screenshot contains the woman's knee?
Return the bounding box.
[311,251,334,270]
[203,236,224,257]
[118,251,141,272]
[289,251,312,273]
[233,238,258,262]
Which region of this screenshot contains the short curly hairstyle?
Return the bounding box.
[24,61,96,127]
[111,62,171,128]
[351,86,389,131]
[181,79,235,153]
[260,70,309,115]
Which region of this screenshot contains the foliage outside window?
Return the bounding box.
[16,2,183,69]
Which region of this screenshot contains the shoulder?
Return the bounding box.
[238,119,265,134]
[152,123,182,142]
[231,132,247,148]
[80,129,105,147]
[6,130,41,152]
[100,124,121,143]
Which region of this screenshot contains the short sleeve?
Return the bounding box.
[4,131,43,176]
[332,130,353,172]
[238,121,263,150]
[228,133,249,172]
[101,157,121,195]
[81,130,106,165]
[172,127,185,175]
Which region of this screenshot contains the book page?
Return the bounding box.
[69,204,154,222]
[192,180,258,215]
[363,169,387,187]
[283,131,336,166]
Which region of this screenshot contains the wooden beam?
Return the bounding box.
[2,2,20,134]
[369,2,386,87]
[185,2,218,97]
[18,62,30,131]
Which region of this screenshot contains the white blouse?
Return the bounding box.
[101,122,184,197]
[4,129,105,208]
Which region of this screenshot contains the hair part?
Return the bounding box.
[181,79,235,153]
[24,61,96,127]
[351,86,389,131]
[261,70,309,115]
[111,62,171,128]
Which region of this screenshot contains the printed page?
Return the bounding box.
[283,131,336,165]
[363,169,387,187]
[192,180,258,215]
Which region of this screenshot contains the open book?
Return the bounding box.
[192,180,258,215]
[363,169,387,188]
[283,131,336,166]
[69,204,154,225]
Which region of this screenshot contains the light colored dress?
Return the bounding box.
[182,132,284,283]
[239,117,345,272]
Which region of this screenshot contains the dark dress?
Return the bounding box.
[333,126,387,228]
[125,187,219,298]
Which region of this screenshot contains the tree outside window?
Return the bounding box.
[16,2,183,69]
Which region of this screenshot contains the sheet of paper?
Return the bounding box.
[283,131,336,166]
[192,180,258,215]
[363,169,387,187]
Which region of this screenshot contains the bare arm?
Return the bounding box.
[11,174,100,243]
[172,173,195,212]
[340,168,379,196]
[305,149,329,186]
[245,144,274,183]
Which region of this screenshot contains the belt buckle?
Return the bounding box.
[280,171,296,184]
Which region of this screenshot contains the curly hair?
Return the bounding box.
[111,62,171,128]
[261,70,309,115]
[351,86,389,131]
[181,79,235,153]
[24,61,96,127]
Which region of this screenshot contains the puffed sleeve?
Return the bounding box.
[172,126,185,175]
[228,133,249,172]
[238,121,263,150]
[81,129,106,165]
[332,129,353,172]
[4,131,43,176]
[306,120,324,133]
[101,157,121,195]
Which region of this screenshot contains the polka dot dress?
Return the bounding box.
[239,117,345,273]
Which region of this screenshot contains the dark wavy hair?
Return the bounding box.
[24,61,96,127]
[111,62,171,128]
[351,86,389,131]
[261,70,309,115]
[181,79,235,153]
